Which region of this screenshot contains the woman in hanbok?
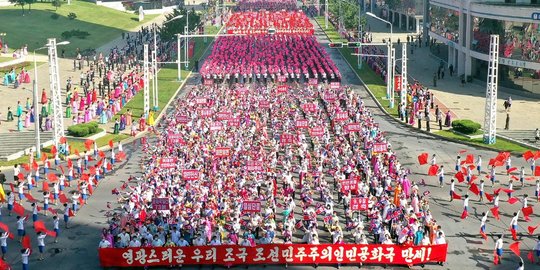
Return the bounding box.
[78,112,84,124]
[3,73,9,86]
[147,110,155,126]
[25,98,31,111]
[45,117,52,131]
[119,114,126,131]
[72,116,78,125]
[91,89,97,103]
[41,89,48,105]
[65,104,72,118]
[106,106,113,122]
[138,115,146,131]
[17,117,23,131]
[65,91,72,105]
[114,99,121,113]
[113,119,120,134]
[29,108,35,123]
[445,111,452,127]
[16,102,23,117]
[41,103,48,118]
[79,97,85,112]
[100,109,108,124]
[24,112,30,128]
[125,109,132,126]
[121,93,126,107]
[84,107,90,123]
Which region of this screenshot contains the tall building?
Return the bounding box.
[426,0,540,94]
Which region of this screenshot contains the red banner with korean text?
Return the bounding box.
[182,170,199,181]
[308,78,318,86]
[330,81,341,89]
[350,197,369,211]
[372,143,388,154]
[394,75,402,92]
[98,244,448,267]
[151,198,170,210]
[215,147,231,158]
[160,157,177,169]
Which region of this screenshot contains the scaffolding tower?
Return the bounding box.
[483,35,499,144]
[143,44,150,118]
[47,38,65,149]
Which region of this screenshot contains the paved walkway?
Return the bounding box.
[365,15,540,148]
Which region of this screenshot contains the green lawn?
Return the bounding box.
[0,0,157,57]
[314,17,398,116]
[435,130,533,154]
[0,56,14,63]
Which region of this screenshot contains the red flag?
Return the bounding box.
[535,166,540,176]
[67,159,73,169]
[508,197,519,204]
[480,230,487,240]
[98,151,105,158]
[45,230,57,238]
[0,222,8,233]
[40,153,47,163]
[107,163,112,171]
[485,193,494,202]
[22,163,30,172]
[460,209,468,219]
[58,165,65,175]
[17,173,23,181]
[139,209,146,221]
[108,140,114,148]
[510,228,518,241]
[22,235,31,250]
[535,150,540,160]
[452,191,462,200]
[89,166,96,175]
[33,220,47,233]
[13,202,25,216]
[9,183,14,193]
[59,193,68,204]
[465,154,474,164]
[84,139,94,151]
[59,137,67,144]
[428,164,439,176]
[78,196,84,206]
[47,173,58,181]
[489,158,496,166]
[68,208,74,217]
[509,241,520,257]
[491,207,500,220]
[32,160,38,171]
[507,167,517,174]
[528,251,535,263]
[493,252,499,265]
[51,145,57,155]
[88,183,93,195]
[470,175,478,183]
[417,153,428,165]
[117,151,126,161]
[455,171,465,183]
[42,182,49,192]
[74,149,80,157]
[469,183,480,195]
[522,206,533,217]
[523,150,534,161]
[24,193,36,203]
[48,208,57,216]
[527,225,539,235]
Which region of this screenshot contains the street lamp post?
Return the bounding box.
[33,40,69,158]
[366,12,394,108]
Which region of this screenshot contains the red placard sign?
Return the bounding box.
[334,111,348,121]
[341,177,358,191]
[182,169,199,181]
[308,78,318,86]
[216,112,231,121]
[160,157,177,169]
[345,123,361,133]
[310,126,325,137]
[99,244,448,267]
[176,114,189,124]
[215,147,231,158]
[199,108,213,118]
[210,122,223,131]
[394,75,402,91]
[246,161,263,172]
[330,81,341,89]
[280,133,296,145]
[277,85,288,94]
[277,75,287,82]
[168,133,185,145]
[195,97,207,105]
[203,79,214,86]
[324,91,337,102]
[259,100,270,108]
[351,197,369,211]
[241,201,261,213]
[296,119,308,129]
[151,198,170,210]
[301,103,317,113]
[228,118,240,127]
[373,143,388,154]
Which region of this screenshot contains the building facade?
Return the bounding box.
[426,0,540,93]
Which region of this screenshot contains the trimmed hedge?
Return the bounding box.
[452,119,481,134]
[67,122,100,137]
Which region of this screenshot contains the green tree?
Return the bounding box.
[9,0,26,15]
[52,0,62,11]
[329,0,366,31]
[159,8,201,41]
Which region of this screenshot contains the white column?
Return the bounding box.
[143,44,150,118]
